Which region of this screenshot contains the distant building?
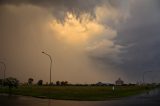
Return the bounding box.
[115,78,124,85]
[96,82,104,86]
[96,82,113,86]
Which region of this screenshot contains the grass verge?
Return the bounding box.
[0,85,156,101]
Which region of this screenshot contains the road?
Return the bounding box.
[0,88,160,106]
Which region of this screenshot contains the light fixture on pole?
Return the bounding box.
[42,51,52,85]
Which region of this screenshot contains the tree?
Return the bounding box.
[28,78,34,85]
[56,81,60,86]
[60,81,68,86]
[0,79,3,86]
[0,79,4,86]
[64,81,68,85]
[61,81,65,86]
[4,77,19,88]
[46,82,49,86]
[37,80,43,86]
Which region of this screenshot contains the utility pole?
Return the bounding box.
[0,61,6,86]
[142,71,152,84]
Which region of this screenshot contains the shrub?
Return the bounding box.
[37,80,43,86]
[4,77,19,88]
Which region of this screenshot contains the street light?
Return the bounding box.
[142,71,152,84]
[42,51,53,85]
[0,61,6,86]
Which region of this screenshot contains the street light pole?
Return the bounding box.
[142,71,152,84]
[0,61,6,86]
[42,52,52,85]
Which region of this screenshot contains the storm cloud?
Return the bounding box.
[0,0,130,21]
[1,0,160,83]
[115,0,160,82]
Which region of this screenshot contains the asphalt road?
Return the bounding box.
[0,88,160,106]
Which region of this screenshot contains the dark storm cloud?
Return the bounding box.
[0,0,125,21]
[1,0,160,83]
[114,0,160,81]
[87,0,160,82]
[0,0,119,7]
[1,1,117,83]
[0,0,99,20]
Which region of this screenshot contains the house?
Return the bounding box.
[115,78,124,85]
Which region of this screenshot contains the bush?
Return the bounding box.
[4,77,19,88]
[56,81,60,86]
[37,80,43,86]
[28,78,34,85]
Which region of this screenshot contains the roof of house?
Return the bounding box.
[116,78,123,82]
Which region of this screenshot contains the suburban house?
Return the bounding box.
[115,78,124,85]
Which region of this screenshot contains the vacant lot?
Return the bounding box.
[0,85,154,101]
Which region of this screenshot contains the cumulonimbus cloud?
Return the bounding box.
[0,0,130,21]
[2,0,160,83]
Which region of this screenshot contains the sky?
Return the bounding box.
[0,0,160,84]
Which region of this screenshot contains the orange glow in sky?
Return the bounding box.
[50,13,115,45]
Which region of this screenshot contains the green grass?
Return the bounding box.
[0,85,155,101]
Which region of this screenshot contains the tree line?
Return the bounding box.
[27,78,68,86]
[0,77,69,88]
